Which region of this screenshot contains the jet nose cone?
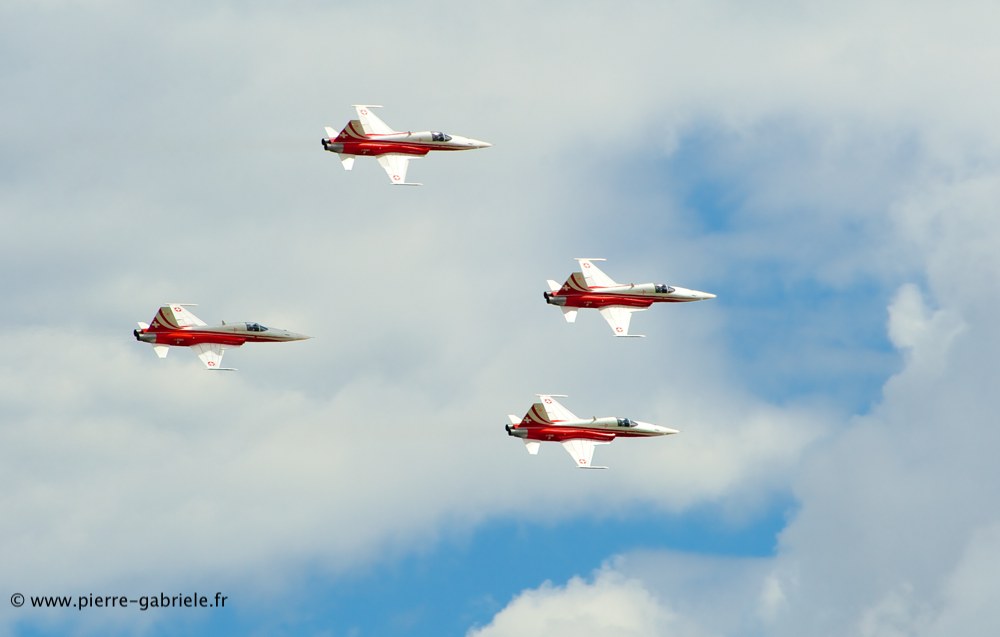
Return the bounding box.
[281,331,312,341]
[685,289,716,300]
[636,421,678,435]
[470,139,492,148]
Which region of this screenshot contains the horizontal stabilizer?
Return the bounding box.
[508,414,520,426]
[579,465,609,470]
[153,345,169,359]
[524,440,540,455]
[561,308,578,323]
[324,126,337,138]
[205,367,238,372]
[339,154,355,171]
[137,322,150,330]
[546,280,560,293]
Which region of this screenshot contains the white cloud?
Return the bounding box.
[467,570,699,637]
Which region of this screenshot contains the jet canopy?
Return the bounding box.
[245,322,268,332]
[654,284,675,294]
[431,131,452,142]
[616,418,636,428]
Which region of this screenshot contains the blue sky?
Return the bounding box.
[4,2,1000,637]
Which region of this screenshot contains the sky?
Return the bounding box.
[2,1,1000,635]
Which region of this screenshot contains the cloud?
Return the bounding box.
[467,570,693,637]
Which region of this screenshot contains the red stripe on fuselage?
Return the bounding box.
[560,293,655,309]
[336,141,432,156]
[520,427,616,442]
[557,292,698,309]
[147,329,290,347]
[512,425,662,441]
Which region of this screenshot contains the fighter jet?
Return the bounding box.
[544,258,716,337]
[133,304,310,370]
[505,395,678,469]
[321,105,491,185]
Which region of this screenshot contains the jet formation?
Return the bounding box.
[506,395,678,469]
[321,105,492,185]
[133,304,310,370]
[129,110,715,474]
[545,258,716,337]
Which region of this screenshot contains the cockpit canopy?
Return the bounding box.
[616,418,636,427]
[245,322,268,332]
[431,131,452,142]
[654,284,675,294]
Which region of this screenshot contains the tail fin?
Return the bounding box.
[148,304,205,331]
[328,120,367,143]
[556,272,589,295]
[523,402,554,426]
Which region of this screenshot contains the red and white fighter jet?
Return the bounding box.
[133,304,310,370]
[321,105,491,185]
[506,395,678,469]
[544,258,716,337]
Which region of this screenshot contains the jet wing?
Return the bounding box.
[156,304,206,329]
[561,438,610,469]
[376,154,420,185]
[191,344,235,371]
[598,306,645,338]
[353,104,394,135]
[576,259,617,288]
[536,395,579,423]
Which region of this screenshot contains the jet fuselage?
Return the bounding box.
[544,283,716,310]
[506,405,678,444]
[321,121,490,157]
[133,323,309,348]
